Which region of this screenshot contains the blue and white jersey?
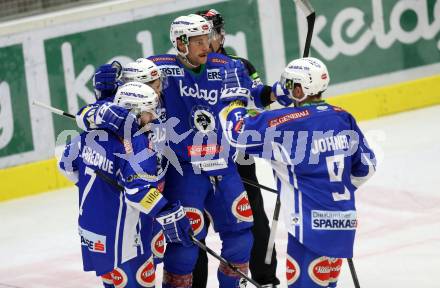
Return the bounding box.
[148,53,237,176]
[59,130,167,275]
[220,101,376,258]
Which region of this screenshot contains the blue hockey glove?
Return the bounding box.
[93,61,121,99]
[220,87,251,105]
[94,102,137,138]
[272,81,293,107]
[221,59,252,89]
[76,104,99,131]
[156,202,193,247]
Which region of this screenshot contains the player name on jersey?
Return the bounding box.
[81,145,114,173]
[311,135,349,154]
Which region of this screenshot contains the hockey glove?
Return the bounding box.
[221,59,253,90]
[76,104,99,132]
[93,61,121,100]
[272,81,293,107]
[94,102,138,138]
[156,201,193,247]
[220,87,251,105]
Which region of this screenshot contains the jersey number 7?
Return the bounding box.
[79,167,97,215]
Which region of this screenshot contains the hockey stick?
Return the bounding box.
[294,2,361,284]
[296,0,316,58]
[264,0,316,266]
[33,100,75,119]
[94,170,262,288]
[241,177,277,194]
[348,258,361,288]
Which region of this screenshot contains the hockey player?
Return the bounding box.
[220,57,376,287]
[194,9,280,287]
[60,82,193,287]
[78,58,168,267]
[76,14,255,288]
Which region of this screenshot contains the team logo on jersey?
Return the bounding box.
[111,268,128,288]
[238,278,248,287]
[136,256,155,287]
[78,227,106,253]
[308,256,331,286]
[316,105,328,111]
[286,254,301,285]
[329,258,343,283]
[184,207,204,236]
[232,192,253,222]
[207,68,222,80]
[191,106,216,133]
[151,230,165,258]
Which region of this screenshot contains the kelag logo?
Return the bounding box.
[281,0,440,84]
[44,0,264,138]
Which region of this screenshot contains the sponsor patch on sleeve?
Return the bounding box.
[140,188,163,211]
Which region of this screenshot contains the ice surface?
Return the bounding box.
[1,106,439,287]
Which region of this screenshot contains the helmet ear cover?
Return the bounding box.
[179,34,189,45]
[285,78,294,90]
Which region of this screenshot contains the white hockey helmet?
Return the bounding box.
[169,14,212,57]
[280,57,330,102]
[121,58,161,84]
[113,82,160,118]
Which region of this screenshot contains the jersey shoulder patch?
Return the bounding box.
[207,53,231,67]
[148,54,177,65]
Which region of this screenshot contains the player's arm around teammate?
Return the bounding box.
[59,82,193,287]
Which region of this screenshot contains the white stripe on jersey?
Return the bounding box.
[121,205,141,264]
[272,160,296,237]
[114,193,124,268]
[138,218,144,255]
[289,165,304,243]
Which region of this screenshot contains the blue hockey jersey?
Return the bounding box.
[148,53,238,176]
[220,101,376,258]
[59,129,167,275]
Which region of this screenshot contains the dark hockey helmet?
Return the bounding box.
[196,9,225,34]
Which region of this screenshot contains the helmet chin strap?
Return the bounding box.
[177,44,199,68]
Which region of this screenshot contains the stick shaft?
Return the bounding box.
[241,177,277,194]
[32,100,75,119]
[264,194,281,264]
[347,258,361,288]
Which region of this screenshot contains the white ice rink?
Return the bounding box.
[1,105,439,288]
